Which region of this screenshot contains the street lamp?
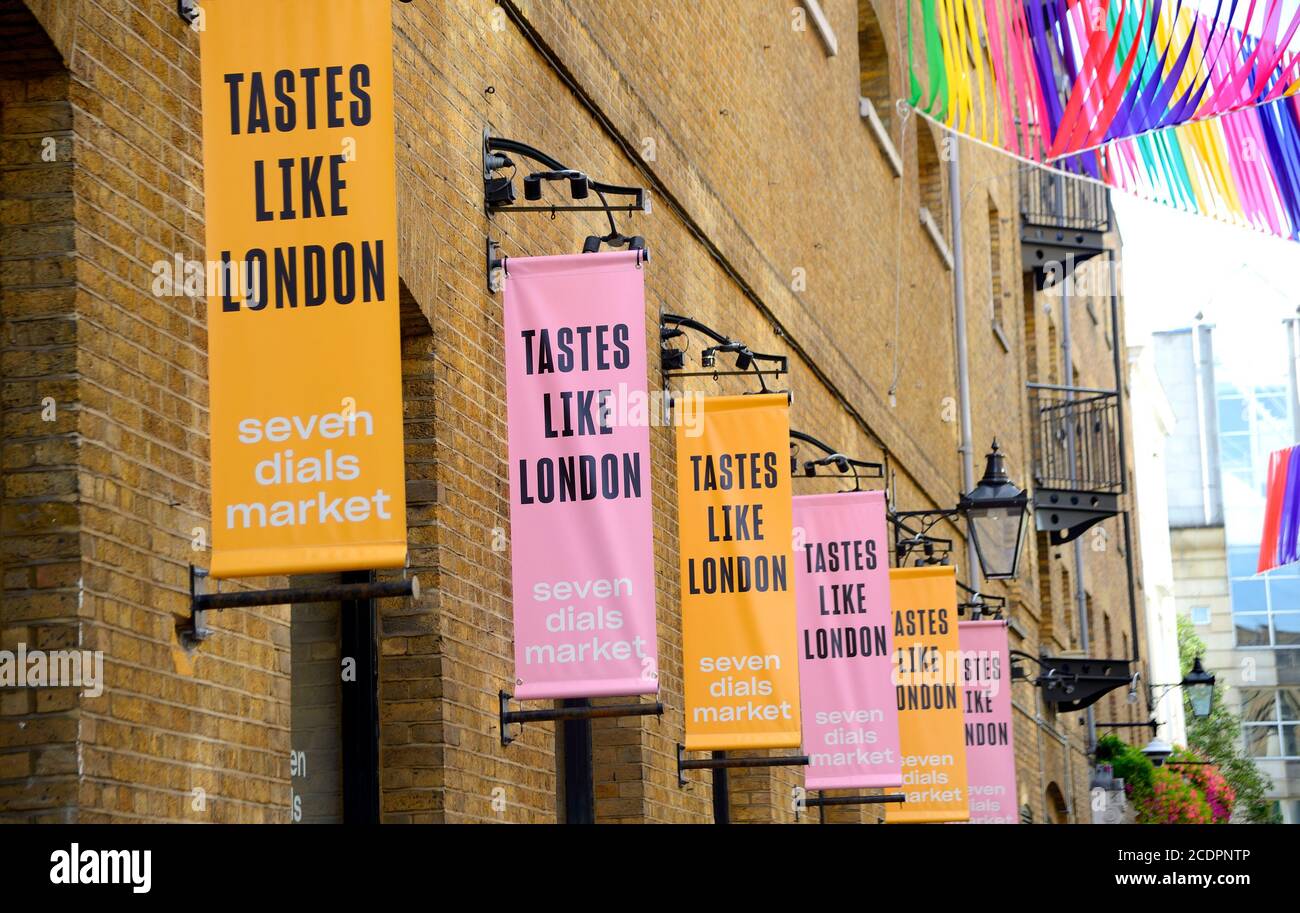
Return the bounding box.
[1182,656,1216,720]
[958,441,1031,580]
[1141,737,1174,768]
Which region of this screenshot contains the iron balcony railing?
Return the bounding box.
[1020,168,1111,233]
[1028,384,1123,492]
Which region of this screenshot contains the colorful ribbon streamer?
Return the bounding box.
[907,0,1300,239]
[1259,444,1300,571]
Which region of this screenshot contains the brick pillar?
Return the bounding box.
[0,1,77,822]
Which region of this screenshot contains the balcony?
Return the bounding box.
[1020,169,1111,275]
[1028,384,1123,545]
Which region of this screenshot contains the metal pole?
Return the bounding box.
[196,576,419,611]
[1060,253,1095,754]
[561,699,595,824]
[1109,250,1140,672]
[711,752,730,824]
[504,701,663,725]
[1190,319,1214,525]
[340,570,380,823]
[948,140,981,595]
[806,793,908,809]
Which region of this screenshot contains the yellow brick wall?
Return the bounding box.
[0,0,1149,823]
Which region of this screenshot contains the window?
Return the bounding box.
[916,123,947,238]
[1190,605,1211,626]
[1022,274,1040,382]
[988,198,1008,351]
[857,1,891,135]
[1228,546,1300,648]
[1240,688,1300,759]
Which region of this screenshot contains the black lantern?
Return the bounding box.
[1183,656,1216,719]
[958,441,1031,580]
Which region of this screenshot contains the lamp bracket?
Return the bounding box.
[1096,720,1161,740]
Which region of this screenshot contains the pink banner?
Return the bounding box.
[958,620,1018,824]
[503,251,657,700]
[794,491,902,790]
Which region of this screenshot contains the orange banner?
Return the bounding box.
[886,566,970,823]
[678,395,801,751]
[200,1,406,577]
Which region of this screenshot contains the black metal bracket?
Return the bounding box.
[1034,488,1119,545]
[676,743,809,788]
[482,130,649,290]
[487,238,505,293]
[1098,719,1159,732]
[482,130,647,213]
[789,430,884,492]
[805,792,906,808]
[177,0,199,25]
[499,691,664,746]
[891,507,960,525]
[957,581,1005,619]
[659,313,789,400]
[1010,651,1133,712]
[889,508,959,570]
[181,565,419,648]
[796,791,907,822]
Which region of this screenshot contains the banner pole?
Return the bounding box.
[561,699,595,824]
[711,752,730,824]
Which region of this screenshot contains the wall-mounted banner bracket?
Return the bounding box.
[482,129,649,290]
[957,581,1006,619]
[789,429,884,491]
[486,238,505,293]
[889,508,958,570]
[482,130,647,214]
[176,0,199,24]
[182,566,419,647]
[796,791,906,822]
[659,313,789,398]
[676,744,809,788]
[498,691,664,747]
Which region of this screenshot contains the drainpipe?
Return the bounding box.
[949,143,981,597]
[1060,257,1096,754]
[1190,319,1213,525]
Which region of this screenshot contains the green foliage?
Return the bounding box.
[1095,733,1154,800]
[1176,616,1280,824]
